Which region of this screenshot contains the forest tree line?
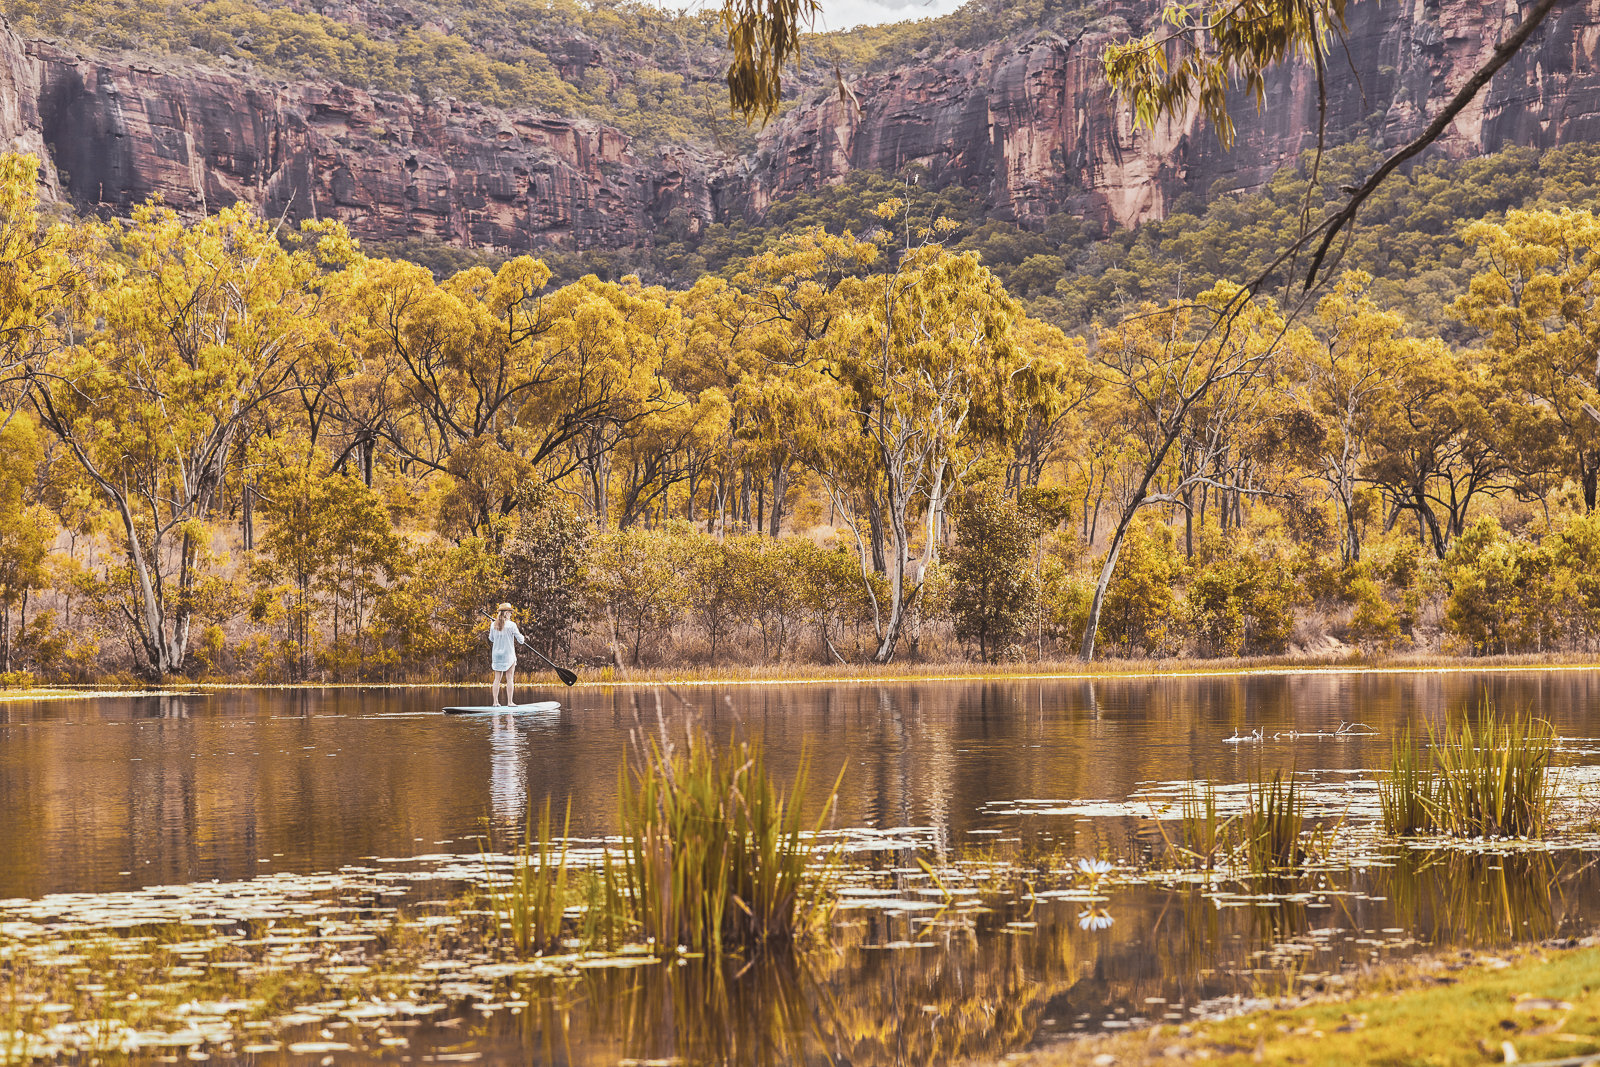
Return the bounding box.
[2,147,1600,682]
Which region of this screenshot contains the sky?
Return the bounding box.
[811,0,968,30]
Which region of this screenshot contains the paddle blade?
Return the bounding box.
[556,666,578,687]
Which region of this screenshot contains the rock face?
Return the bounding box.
[747,0,1600,229]
[0,18,714,250]
[2,0,1600,248]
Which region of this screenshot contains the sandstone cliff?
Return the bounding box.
[0,17,714,250]
[748,0,1600,229]
[2,0,1598,250]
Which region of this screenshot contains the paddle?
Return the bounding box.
[482,611,578,686]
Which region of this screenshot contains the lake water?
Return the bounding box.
[3,670,1599,1063]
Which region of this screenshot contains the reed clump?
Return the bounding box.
[1378,705,1555,838]
[1239,771,1307,874]
[482,798,577,956]
[1156,775,1325,875]
[616,734,842,956]
[1377,728,1434,835]
[1164,781,1235,870]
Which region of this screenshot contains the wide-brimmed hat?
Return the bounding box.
[495,602,515,613]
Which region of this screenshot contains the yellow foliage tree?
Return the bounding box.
[29,204,346,677]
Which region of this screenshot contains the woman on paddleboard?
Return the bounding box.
[488,603,529,706]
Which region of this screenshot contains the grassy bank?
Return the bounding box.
[1015,938,1600,1067]
[6,652,1600,700]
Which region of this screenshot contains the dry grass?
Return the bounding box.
[11,651,1600,699]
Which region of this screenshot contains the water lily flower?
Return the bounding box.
[1075,858,1113,877]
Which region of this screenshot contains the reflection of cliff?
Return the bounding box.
[7,1,1600,249]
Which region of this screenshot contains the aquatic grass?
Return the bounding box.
[1380,705,1556,839]
[1427,706,1555,838]
[0,962,37,1067]
[580,856,627,952]
[616,732,844,956]
[1169,780,1236,870]
[481,798,575,956]
[1240,771,1307,874]
[1378,727,1436,835]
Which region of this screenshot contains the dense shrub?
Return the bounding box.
[1097,522,1184,658]
[946,486,1040,662]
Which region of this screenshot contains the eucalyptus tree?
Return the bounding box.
[996,318,1093,497]
[1362,344,1510,559]
[1079,284,1283,661]
[1454,208,1600,511]
[0,415,49,672]
[0,153,76,388]
[741,206,1034,663]
[350,257,679,533]
[1299,272,1415,565]
[28,204,348,677]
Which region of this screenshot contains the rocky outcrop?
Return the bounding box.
[0,18,715,250]
[748,0,1600,228]
[3,0,1600,248]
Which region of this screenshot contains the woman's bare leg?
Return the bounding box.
[505,665,517,706]
[492,670,504,706]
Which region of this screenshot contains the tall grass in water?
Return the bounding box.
[1240,772,1306,874]
[1431,707,1555,837]
[1378,728,1435,835]
[0,964,36,1067]
[1379,705,1555,838]
[1158,781,1235,870]
[482,798,574,956]
[617,734,842,956]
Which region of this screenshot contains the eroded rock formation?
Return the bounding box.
[747,0,1600,229]
[0,18,714,250]
[2,0,1598,249]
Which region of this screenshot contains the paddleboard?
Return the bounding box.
[443,701,561,715]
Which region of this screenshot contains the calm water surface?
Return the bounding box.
[3,671,1599,1064]
[4,671,1600,896]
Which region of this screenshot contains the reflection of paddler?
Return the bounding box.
[487,603,529,707]
[488,711,526,827]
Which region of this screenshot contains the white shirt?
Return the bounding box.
[488,620,526,671]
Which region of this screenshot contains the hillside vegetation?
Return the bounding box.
[5,0,765,150]
[1,0,1098,152]
[449,141,1600,343]
[13,0,1591,347]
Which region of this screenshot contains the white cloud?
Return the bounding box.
[810,0,967,31]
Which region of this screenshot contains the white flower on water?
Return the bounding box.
[1077,905,1114,931]
[1075,858,1113,878]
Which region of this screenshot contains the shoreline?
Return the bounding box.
[1012,935,1600,1067]
[5,653,1600,700]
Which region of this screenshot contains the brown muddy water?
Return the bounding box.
[3,671,1600,1064]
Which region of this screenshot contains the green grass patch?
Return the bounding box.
[1021,942,1600,1066]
